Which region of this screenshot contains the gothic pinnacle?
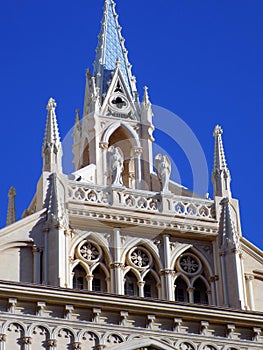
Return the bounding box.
[6,187,16,226]
[42,97,63,173]
[212,125,231,198]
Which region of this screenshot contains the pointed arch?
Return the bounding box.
[174,275,189,303]
[142,269,160,299]
[121,238,162,271]
[192,277,209,305]
[108,337,176,350]
[2,320,26,334]
[101,122,140,148]
[90,262,110,292]
[72,264,90,290]
[69,232,112,264]
[28,323,51,339]
[123,268,140,297]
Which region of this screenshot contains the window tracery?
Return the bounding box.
[174,251,210,305]
[124,246,159,298]
[72,239,109,293]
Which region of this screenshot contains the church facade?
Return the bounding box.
[0,1,262,349]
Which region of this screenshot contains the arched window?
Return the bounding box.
[92,266,107,292]
[193,278,208,304]
[175,277,189,302]
[124,271,138,296]
[144,272,158,298]
[73,265,87,290]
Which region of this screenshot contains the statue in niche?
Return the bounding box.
[108,146,124,186]
[154,154,171,193]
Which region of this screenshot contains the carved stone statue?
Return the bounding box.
[108,146,124,186]
[154,154,171,193]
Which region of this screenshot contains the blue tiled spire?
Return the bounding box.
[93,0,135,96]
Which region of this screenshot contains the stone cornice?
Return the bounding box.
[0,281,262,326]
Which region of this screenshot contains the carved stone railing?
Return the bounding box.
[67,181,216,220]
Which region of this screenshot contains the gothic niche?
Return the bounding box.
[108,126,135,188]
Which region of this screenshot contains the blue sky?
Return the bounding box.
[0,0,262,249]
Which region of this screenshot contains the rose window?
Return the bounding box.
[128,247,152,270]
[77,241,101,264]
[178,253,202,275]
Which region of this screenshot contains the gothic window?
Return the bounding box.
[73,265,87,290]
[124,271,138,296]
[144,272,158,298]
[175,277,189,302]
[193,278,208,304]
[92,266,107,292]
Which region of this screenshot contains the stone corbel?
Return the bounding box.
[173,318,188,333]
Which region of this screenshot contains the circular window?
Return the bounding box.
[128,247,152,270]
[77,240,102,264]
[177,253,202,275]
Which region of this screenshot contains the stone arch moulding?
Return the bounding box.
[120,238,162,271]
[101,121,141,148]
[69,232,112,263]
[108,336,177,350]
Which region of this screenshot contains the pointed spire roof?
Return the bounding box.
[212,125,232,198]
[43,98,61,148]
[93,0,135,96]
[6,187,16,226]
[42,98,63,173]
[213,125,228,172]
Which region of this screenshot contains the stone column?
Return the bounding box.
[220,252,229,306]
[111,228,123,294]
[0,334,6,350]
[162,235,174,300]
[33,246,42,284]
[188,287,194,304]
[22,337,32,350]
[138,281,145,297]
[43,228,49,285]
[133,147,142,189]
[47,339,57,350]
[99,142,109,186]
[64,230,71,288]
[245,274,255,311]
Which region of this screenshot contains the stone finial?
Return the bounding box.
[75,109,80,122]
[213,124,223,136]
[143,86,150,105]
[46,97,57,111]
[6,186,16,226]
[116,57,120,67]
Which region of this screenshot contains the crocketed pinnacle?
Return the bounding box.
[219,198,239,251]
[212,125,232,198]
[42,98,63,173]
[6,187,16,226]
[93,0,135,96]
[213,125,228,172]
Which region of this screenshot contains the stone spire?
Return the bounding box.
[42,98,63,173]
[93,0,136,97]
[212,125,231,198]
[6,187,16,226]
